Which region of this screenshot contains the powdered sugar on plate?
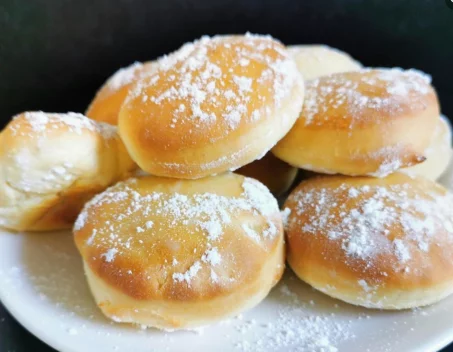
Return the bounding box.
[232,281,355,352]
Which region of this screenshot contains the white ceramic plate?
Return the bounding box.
[1,163,453,352]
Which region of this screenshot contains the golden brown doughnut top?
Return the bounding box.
[86,62,157,125]
[284,174,453,290]
[301,68,437,129]
[119,34,301,150]
[74,174,283,301]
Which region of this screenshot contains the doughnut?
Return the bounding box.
[0,112,135,231]
[284,173,453,309]
[401,115,452,180]
[86,61,158,125]
[272,68,440,177]
[236,153,298,196]
[288,45,362,80]
[118,34,304,179]
[73,173,284,329]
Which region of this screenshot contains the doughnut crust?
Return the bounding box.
[237,153,298,196]
[118,34,304,179]
[273,68,439,177]
[0,112,135,231]
[86,61,157,125]
[284,173,453,309]
[74,173,285,329]
[401,115,452,180]
[288,45,362,80]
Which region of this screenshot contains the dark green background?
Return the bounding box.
[0,0,452,351]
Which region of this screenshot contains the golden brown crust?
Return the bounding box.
[273,69,440,177]
[236,153,298,196]
[74,173,284,328]
[284,173,453,309]
[118,34,304,179]
[0,112,136,231]
[288,44,362,80]
[86,61,157,125]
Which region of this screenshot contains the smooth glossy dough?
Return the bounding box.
[288,45,362,80]
[401,115,452,180]
[86,61,158,125]
[0,112,135,232]
[284,173,453,309]
[118,34,304,179]
[73,173,285,329]
[273,68,440,177]
[237,153,298,196]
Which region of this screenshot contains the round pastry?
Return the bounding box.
[86,61,158,125]
[288,44,362,80]
[284,173,453,309]
[118,34,304,179]
[273,68,440,177]
[0,111,135,231]
[236,153,298,196]
[401,115,452,180]
[74,173,285,329]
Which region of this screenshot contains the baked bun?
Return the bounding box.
[86,61,158,125]
[273,68,439,177]
[118,34,304,179]
[237,153,297,196]
[401,115,452,180]
[288,45,362,80]
[284,173,453,309]
[0,112,135,231]
[74,173,284,329]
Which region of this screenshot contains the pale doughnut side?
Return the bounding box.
[288,44,362,80]
[284,174,453,309]
[401,115,452,180]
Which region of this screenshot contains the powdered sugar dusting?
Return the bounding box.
[101,248,118,263]
[232,281,355,351]
[287,178,453,268]
[75,176,280,286]
[302,68,433,127]
[127,34,300,132]
[172,261,202,284]
[17,111,117,139]
[107,62,144,91]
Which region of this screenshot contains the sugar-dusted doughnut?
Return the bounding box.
[74,173,284,329]
[284,173,453,309]
[0,112,135,231]
[273,68,439,177]
[118,34,304,179]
